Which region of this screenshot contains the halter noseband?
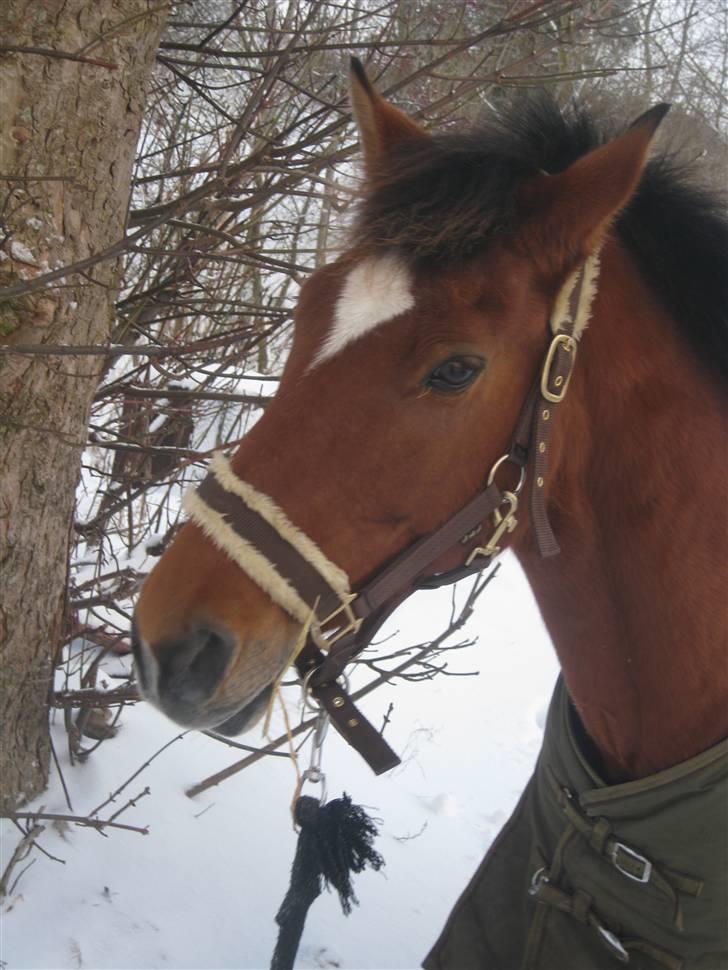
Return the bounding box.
[185,254,600,774]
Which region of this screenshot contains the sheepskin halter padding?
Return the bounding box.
[550,251,601,338]
[184,452,350,625]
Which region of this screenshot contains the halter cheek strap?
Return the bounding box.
[184,253,601,775]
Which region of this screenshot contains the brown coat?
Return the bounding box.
[425,678,728,970]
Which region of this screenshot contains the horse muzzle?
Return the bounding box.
[131,619,277,734]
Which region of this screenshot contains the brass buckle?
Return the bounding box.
[318,592,362,646]
[541,333,577,404]
[466,491,518,565]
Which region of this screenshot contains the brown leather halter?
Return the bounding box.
[190,261,592,774]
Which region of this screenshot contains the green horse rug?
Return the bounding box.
[425,678,728,970]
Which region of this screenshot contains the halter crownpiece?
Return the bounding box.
[184,254,601,774]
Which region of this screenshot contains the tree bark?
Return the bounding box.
[0,1,168,810]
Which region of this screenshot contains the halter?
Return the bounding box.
[185,254,601,774]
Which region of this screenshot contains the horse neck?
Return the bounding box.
[515,237,728,782]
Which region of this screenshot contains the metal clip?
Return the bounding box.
[293,706,329,810]
[466,491,519,565]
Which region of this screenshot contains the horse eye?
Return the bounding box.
[425,355,485,394]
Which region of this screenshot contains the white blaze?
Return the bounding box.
[311,253,415,367]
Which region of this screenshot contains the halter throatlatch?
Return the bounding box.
[185,254,600,774]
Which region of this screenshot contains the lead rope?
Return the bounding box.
[270,698,385,970]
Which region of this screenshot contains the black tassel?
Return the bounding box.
[270,794,384,970]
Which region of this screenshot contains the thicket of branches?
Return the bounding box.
[5,0,724,764]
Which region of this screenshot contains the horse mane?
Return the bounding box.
[355,96,728,383]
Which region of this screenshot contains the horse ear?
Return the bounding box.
[522,104,670,267]
[349,57,429,174]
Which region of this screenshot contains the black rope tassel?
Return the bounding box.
[270,794,385,970]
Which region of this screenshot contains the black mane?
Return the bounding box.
[356,98,728,383]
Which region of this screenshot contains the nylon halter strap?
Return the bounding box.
[185,254,600,775]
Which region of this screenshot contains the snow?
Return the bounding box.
[148,414,168,434]
[167,379,196,392]
[1,554,557,969]
[9,240,35,263]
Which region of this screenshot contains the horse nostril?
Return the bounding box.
[156,626,234,708]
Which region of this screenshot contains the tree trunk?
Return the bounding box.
[0,1,168,811]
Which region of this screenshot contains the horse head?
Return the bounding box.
[132,61,665,741]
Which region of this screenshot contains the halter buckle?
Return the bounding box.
[465,491,519,565]
[318,593,362,646]
[541,333,577,403]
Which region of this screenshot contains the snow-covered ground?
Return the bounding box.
[1,553,558,970]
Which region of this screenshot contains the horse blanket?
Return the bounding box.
[424,677,728,969]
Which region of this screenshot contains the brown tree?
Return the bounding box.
[0,1,169,810]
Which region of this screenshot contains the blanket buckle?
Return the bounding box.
[611,841,653,884]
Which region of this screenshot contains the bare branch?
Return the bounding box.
[4,811,148,836]
[0,824,46,898]
[0,45,118,69]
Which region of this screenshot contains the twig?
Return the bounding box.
[89,732,186,816]
[380,702,394,736]
[0,824,45,898]
[0,45,118,69]
[393,820,428,843]
[0,339,252,359]
[9,818,65,865]
[8,858,37,896]
[106,787,150,823]
[93,385,272,407]
[52,685,140,708]
[49,733,74,812]
[201,731,290,757]
[86,439,203,459]
[0,174,76,182]
[5,811,148,836]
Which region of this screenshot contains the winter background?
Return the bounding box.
[1,545,557,970]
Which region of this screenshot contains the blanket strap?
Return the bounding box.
[523,767,709,968]
[529,877,685,969]
[544,766,703,930]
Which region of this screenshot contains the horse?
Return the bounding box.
[132,60,728,969]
